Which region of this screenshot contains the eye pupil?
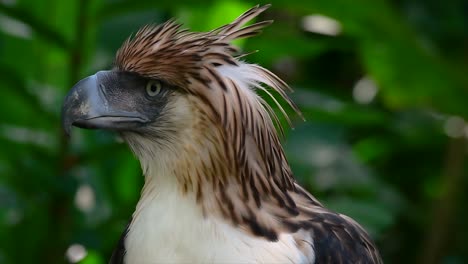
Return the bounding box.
[146,81,162,97]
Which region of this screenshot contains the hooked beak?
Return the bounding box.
[61,71,150,135]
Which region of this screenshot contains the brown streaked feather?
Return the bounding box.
[115,4,382,264]
[213,4,271,36]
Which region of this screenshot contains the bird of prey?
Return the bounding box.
[62,4,382,264]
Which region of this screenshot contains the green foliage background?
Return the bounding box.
[0,0,467,263]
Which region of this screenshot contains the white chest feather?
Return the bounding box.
[123,181,309,264]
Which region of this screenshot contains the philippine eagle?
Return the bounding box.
[62,5,382,264]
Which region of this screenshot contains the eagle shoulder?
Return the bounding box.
[307,210,382,264]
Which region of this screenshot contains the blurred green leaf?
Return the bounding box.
[79,250,106,264]
[114,152,141,204]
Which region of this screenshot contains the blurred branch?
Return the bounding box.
[68,2,89,85]
[0,3,69,50]
[44,0,92,262]
[419,137,466,264]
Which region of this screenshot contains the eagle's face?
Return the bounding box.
[61,70,191,150]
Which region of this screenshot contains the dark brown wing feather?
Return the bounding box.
[289,186,382,263]
[307,211,382,263]
[109,220,131,264]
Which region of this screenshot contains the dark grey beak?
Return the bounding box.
[61,71,150,135]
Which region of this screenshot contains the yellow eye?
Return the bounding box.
[146,80,162,97]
